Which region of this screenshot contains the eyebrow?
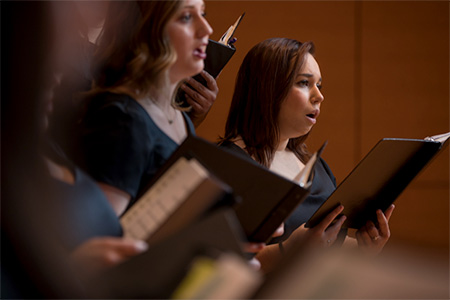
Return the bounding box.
[183,4,205,9]
[298,73,322,81]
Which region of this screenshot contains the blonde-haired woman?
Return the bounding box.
[75,0,213,215]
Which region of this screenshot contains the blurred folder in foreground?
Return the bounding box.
[172,252,261,299]
[98,209,251,299]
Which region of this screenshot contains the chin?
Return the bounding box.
[191,63,204,76]
[180,66,203,79]
[295,128,312,137]
[170,60,204,82]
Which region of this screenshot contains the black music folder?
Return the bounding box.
[202,12,244,78]
[306,133,449,229]
[176,13,244,107]
[147,135,320,243]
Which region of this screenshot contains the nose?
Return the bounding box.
[311,86,324,104]
[197,15,213,38]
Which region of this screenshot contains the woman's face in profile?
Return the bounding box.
[166,0,213,83]
[277,53,325,140]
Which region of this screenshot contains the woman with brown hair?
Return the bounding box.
[74,0,213,216]
[220,38,395,272]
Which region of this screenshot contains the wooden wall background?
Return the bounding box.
[196,1,449,255]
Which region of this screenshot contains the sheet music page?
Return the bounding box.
[425,132,450,143]
[121,157,208,240]
[293,141,327,187]
[219,13,245,46]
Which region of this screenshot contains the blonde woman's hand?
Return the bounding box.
[182,70,218,128]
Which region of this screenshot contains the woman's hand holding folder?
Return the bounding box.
[181,70,219,128]
[253,206,346,274]
[355,204,395,255]
[285,205,347,249]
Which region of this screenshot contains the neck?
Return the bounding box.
[109,72,180,108]
[276,138,289,151]
[149,78,180,108]
[152,85,176,109]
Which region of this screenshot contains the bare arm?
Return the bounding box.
[97,182,131,216]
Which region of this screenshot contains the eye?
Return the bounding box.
[201,11,207,18]
[296,80,309,87]
[179,13,192,23]
[316,83,322,91]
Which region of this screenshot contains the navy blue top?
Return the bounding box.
[219,141,337,242]
[45,140,123,250]
[76,92,195,203]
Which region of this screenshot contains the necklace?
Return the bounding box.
[149,98,175,125]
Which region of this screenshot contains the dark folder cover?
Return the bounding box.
[177,39,236,107]
[202,39,235,78]
[150,135,311,243]
[306,138,446,229]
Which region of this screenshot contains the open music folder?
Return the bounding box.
[120,157,234,244]
[306,132,449,229]
[136,134,323,243]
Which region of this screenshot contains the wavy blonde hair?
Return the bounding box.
[92,1,182,100]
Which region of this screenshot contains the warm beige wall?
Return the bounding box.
[197,1,449,252]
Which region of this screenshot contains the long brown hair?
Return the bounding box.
[220,38,315,167]
[92,1,182,99]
